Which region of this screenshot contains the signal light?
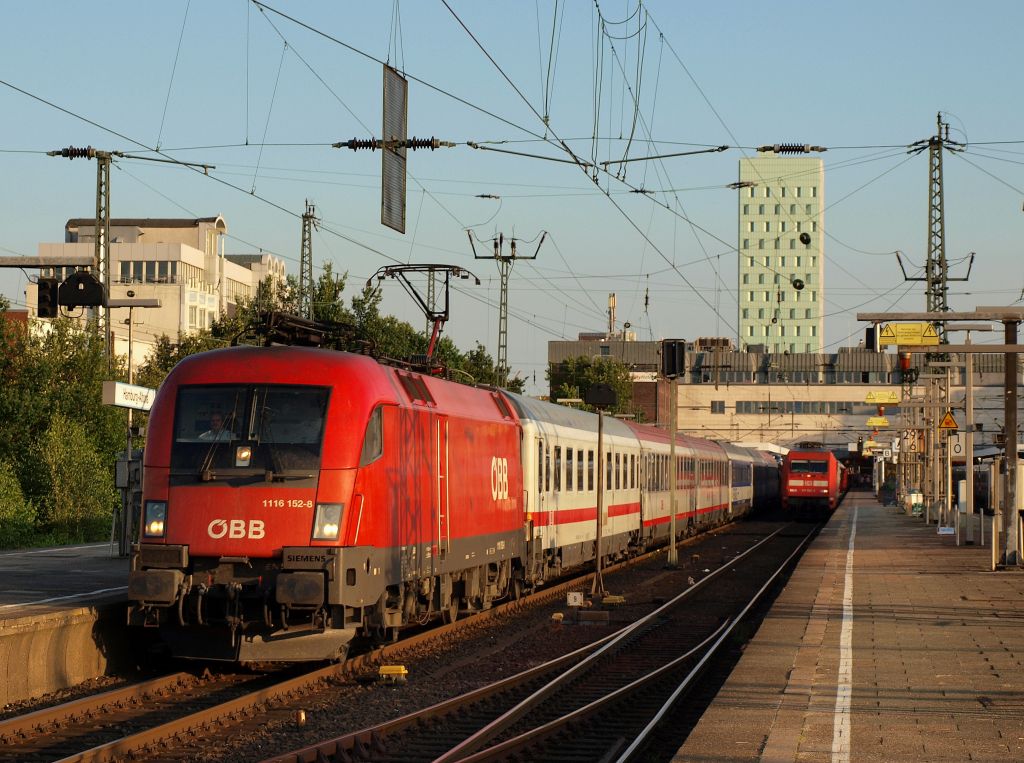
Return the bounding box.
[36,277,59,318]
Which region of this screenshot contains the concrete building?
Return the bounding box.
[737,153,825,353]
[548,337,1020,452]
[25,217,286,371]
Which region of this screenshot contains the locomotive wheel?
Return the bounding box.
[443,593,459,625]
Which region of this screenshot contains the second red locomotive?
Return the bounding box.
[781,445,847,516]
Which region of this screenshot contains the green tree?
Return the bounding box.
[547,356,638,418]
[0,459,35,549]
[0,304,124,545]
[37,413,118,543]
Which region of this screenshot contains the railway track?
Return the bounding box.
[261,522,816,763]
[1,520,805,762]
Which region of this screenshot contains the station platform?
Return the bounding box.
[0,543,129,706]
[676,493,1024,763]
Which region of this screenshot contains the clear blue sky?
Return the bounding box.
[3,1,1023,394]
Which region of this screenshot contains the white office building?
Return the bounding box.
[737,153,825,353]
[26,216,286,370]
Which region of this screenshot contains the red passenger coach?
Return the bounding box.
[781,448,846,516]
[128,346,524,661]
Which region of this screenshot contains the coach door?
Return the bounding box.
[435,415,450,563]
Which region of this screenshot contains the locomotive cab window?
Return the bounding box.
[171,384,330,478]
[790,460,828,474]
[359,406,383,466]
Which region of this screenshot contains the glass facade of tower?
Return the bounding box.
[737,155,825,353]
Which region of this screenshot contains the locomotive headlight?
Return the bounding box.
[143,501,167,538]
[313,503,343,540]
[235,446,253,468]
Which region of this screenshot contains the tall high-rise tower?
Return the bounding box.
[737,153,825,353]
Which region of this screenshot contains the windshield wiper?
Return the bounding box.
[264,469,316,482]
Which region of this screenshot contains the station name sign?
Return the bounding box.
[102,381,156,411]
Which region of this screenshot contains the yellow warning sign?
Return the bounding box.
[878,322,939,347]
[866,416,890,427]
[864,390,900,404]
[938,409,959,430]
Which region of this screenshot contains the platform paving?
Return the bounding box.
[675,493,1024,763]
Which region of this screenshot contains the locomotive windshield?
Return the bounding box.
[789,459,829,474]
[170,384,330,477]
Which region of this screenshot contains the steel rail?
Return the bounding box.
[457,524,818,763]
[259,524,793,763]
[0,672,194,743]
[434,526,788,762]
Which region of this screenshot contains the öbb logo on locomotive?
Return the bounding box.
[207,518,266,540]
[491,456,509,500]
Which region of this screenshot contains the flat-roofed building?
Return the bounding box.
[25,216,286,371]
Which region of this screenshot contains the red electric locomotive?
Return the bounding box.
[781,447,846,517]
[128,346,525,661]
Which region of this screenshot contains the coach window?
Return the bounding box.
[566,447,574,491]
[606,452,613,490]
[587,450,595,491]
[577,450,585,492]
[545,445,551,493]
[553,446,562,492]
[614,453,621,490]
[630,454,636,489]
[537,441,544,493]
[359,406,383,466]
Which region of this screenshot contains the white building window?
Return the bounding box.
[811,291,817,302]
[780,187,787,197]
[758,204,765,214]
[742,308,749,318]
[758,273,765,284]
[742,274,749,284]
[747,325,755,336]
[780,256,786,267]
[780,221,787,232]
[811,325,817,336]
[759,239,765,249]
[758,308,765,319]
[789,239,796,249]
[811,256,818,267]
[790,204,797,214]
[795,186,802,198]
[811,186,818,197]
[806,308,813,318]
[780,326,786,337]
[743,204,749,214]
[774,238,781,249]
[774,204,781,214]
[743,238,750,249]
[748,221,755,232]
[747,256,754,266]
[795,325,801,336]
[764,221,771,233]
[749,186,756,197]
[763,256,770,266]
[748,291,755,302]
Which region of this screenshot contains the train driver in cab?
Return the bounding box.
[200,412,234,442]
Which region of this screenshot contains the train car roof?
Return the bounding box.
[499,390,636,438]
[160,346,517,425]
[622,420,728,456]
[721,443,757,463]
